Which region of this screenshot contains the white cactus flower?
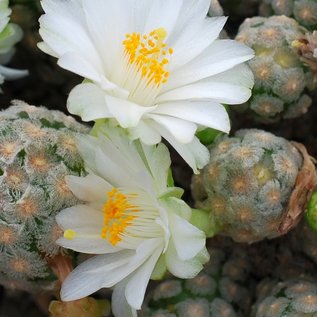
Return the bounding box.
[0,0,28,88]
[56,125,208,317]
[38,0,254,172]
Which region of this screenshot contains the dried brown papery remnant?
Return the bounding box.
[279,142,317,234]
[293,31,317,82]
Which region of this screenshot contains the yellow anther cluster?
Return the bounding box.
[123,28,173,86]
[101,188,138,245]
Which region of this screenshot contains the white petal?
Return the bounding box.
[128,238,162,266]
[125,242,163,309]
[0,65,28,80]
[105,94,157,128]
[143,0,183,35]
[168,0,210,41]
[147,113,197,144]
[82,0,133,75]
[56,205,103,233]
[210,63,254,88]
[150,121,210,173]
[169,213,205,260]
[157,81,251,105]
[165,243,209,279]
[77,130,154,192]
[165,39,254,91]
[66,174,112,203]
[39,2,102,65]
[61,250,135,301]
[141,142,170,194]
[67,83,112,122]
[58,52,118,91]
[93,136,153,191]
[153,101,230,133]
[112,279,137,317]
[37,41,58,58]
[63,239,159,300]
[161,196,192,221]
[170,17,227,70]
[57,236,119,255]
[94,147,139,188]
[75,134,100,173]
[128,120,162,145]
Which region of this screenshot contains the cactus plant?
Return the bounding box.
[0,100,88,292]
[252,277,317,317]
[191,129,316,243]
[260,0,317,30]
[140,247,252,317]
[235,16,316,122]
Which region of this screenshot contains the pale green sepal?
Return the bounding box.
[197,247,210,264]
[90,119,107,136]
[150,255,167,280]
[196,128,222,146]
[167,168,174,187]
[159,187,184,200]
[190,208,222,238]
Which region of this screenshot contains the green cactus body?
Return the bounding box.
[141,248,252,317]
[191,129,303,243]
[0,101,88,292]
[260,0,317,30]
[253,278,317,317]
[235,16,316,122]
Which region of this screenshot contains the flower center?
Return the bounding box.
[123,28,173,87]
[101,188,139,245]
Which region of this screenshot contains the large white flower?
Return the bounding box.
[38,0,254,172]
[0,0,28,88]
[56,125,208,317]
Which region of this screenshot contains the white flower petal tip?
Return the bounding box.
[38,0,254,171]
[56,128,207,316]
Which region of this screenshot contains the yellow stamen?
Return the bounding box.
[123,27,173,87]
[64,229,77,240]
[101,188,139,245]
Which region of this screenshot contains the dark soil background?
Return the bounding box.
[2,2,317,316]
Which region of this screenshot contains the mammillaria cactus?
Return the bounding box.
[260,0,317,30]
[191,129,316,243]
[141,248,252,317]
[252,277,317,317]
[235,16,316,122]
[0,100,88,292]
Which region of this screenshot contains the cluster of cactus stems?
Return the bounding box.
[0,101,88,291]
[235,16,316,122]
[259,0,317,30]
[252,277,317,317]
[141,247,252,317]
[3,0,317,317]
